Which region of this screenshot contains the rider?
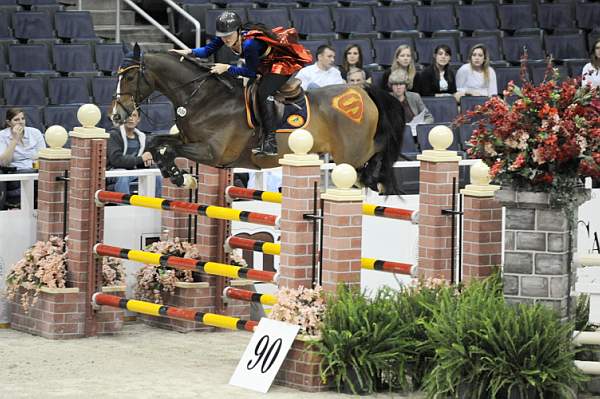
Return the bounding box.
[170,11,312,156]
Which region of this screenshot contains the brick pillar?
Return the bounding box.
[321,164,363,294]
[161,158,193,241]
[36,126,72,241]
[417,126,461,281]
[67,105,109,337]
[278,132,323,289]
[460,161,501,282]
[497,187,590,319]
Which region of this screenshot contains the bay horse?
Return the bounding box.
[110,44,405,193]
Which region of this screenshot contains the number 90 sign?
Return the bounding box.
[229,318,300,393]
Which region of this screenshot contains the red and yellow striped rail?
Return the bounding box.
[224,186,417,223]
[225,236,415,276]
[94,243,278,283]
[224,287,278,306]
[92,293,257,332]
[95,190,279,227]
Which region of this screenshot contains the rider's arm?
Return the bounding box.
[227,39,266,79]
[191,37,224,58]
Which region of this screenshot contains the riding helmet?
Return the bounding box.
[215,11,242,37]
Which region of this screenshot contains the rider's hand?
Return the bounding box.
[210,63,230,75]
[169,48,192,56]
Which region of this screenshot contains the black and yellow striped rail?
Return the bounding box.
[225,237,415,276]
[225,186,282,204]
[94,243,279,283]
[95,190,279,227]
[224,287,278,306]
[92,293,257,332]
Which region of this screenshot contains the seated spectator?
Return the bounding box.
[582,38,600,89]
[389,70,434,127]
[295,45,345,90]
[381,45,417,91]
[413,44,458,100]
[0,108,46,209]
[456,44,497,98]
[347,68,367,86]
[339,44,372,83]
[107,109,162,197]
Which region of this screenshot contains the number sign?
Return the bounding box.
[229,318,300,393]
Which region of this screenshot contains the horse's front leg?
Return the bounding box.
[147,134,197,188]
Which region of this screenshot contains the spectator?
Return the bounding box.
[339,44,371,83]
[107,108,162,196]
[456,44,497,99]
[413,44,457,100]
[295,45,345,90]
[347,68,367,86]
[389,70,434,125]
[582,38,600,89]
[381,45,417,91]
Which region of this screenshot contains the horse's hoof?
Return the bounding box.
[182,174,197,190]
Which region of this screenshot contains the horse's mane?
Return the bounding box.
[153,52,244,88]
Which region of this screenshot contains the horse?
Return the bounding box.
[110,44,405,193]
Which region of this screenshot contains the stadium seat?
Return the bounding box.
[53,43,98,74]
[0,11,13,39]
[137,103,175,134]
[530,64,568,85]
[544,34,588,62]
[299,39,329,61]
[8,44,54,74]
[459,96,488,120]
[576,2,600,31]
[458,123,476,152]
[370,69,385,88]
[537,3,576,31]
[97,103,114,131]
[94,43,125,74]
[421,97,458,123]
[456,4,498,32]
[0,0,17,4]
[498,4,537,32]
[416,123,457,152]
[31,4,64,20]
[415,5,456,34]
[372,38,413,67]
[332,7,373,35]
[399,125,418,159]
[17,0,59,5]
[502,35,545,64]
[48,76,90,105]
[12,11,55,40]
[91,76,117,104]
[415,37,460,64]
[460,35,502,63]
[331,39,373,65]
[495,66,525,93]
[3,77,46,106]
[44,104,79,132]
[171,3,216,46]
[373,4,416,33]
[0,105,44,131]
[565,59,588,79]
[290,7,333,36]
[247,8,290,28]
[54,11,99,41]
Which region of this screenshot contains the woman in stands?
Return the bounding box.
[582,38,600,89]
[170,11,312,156]
[340,44,371,83]
[381,44,416,91]
[413,44,457,100]
[0,108,45,170]
[456,44,497,99]
[388,70,433,125]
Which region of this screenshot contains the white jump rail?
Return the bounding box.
[574,254,600,374]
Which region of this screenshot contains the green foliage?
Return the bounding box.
[423,277,586,398]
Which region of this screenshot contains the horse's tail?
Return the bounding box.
[362,84,405,194]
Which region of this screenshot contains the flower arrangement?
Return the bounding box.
[269,285,325,337]
[460,62,600,208]
[102,257,126,287]
[5,236,67,312]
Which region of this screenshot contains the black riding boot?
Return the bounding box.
[256,98,278,156]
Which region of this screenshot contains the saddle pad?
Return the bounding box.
[244,88,310,133]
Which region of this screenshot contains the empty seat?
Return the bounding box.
[370,69,385,89]
[3,77,46,105]
[456,4,498,32]
[12,11,54,40]
[299,39,329,61]
[460,36,502,63]
[0,0,17,4]
[247,8,290,28]
[416,123,457,151]
[415,5,456,34]
[205,8,247,37]
[331,39,373,65]
[459,96,488,117]
[31,4,65,20]
[94,43,125,74]
[0,11,12,39]
[502,36,545,64]
[0,105,44,131]
[290,7,333,36]
[537,3,575,31]
[458,123,476,152]
[415,37,459,64]
[565,59,588,78]
[48,76,90,105]
[399,125,418,159]
[332,7,373,35]
[372,38,413,66]
[576,2,600,31]
[137,103,175,133]
[495,66,524,93]
[53,43,96,73]
[498,4,536,32]
[0,48,7,71]
[8,44,54,74]
[44,104,79,132]
[544,34,588,62]
[17,0,58,4]
[373,5,416,33]
[421,96,458,123]
[91,76,117,104]
[174,3,217,46]
[54,11,98,41]
[530,64,568,85]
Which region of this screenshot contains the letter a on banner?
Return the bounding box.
[229,318,300,393]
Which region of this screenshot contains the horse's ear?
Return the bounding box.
[133,43,141,61]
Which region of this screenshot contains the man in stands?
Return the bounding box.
[346,68,367,86]
[295,45,345,90]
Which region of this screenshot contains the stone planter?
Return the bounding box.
[96,285,126,335]
[9,286,86,339]
[496,186,591,319]
[274,335,333,392]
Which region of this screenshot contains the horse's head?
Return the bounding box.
[111,44,154,125]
